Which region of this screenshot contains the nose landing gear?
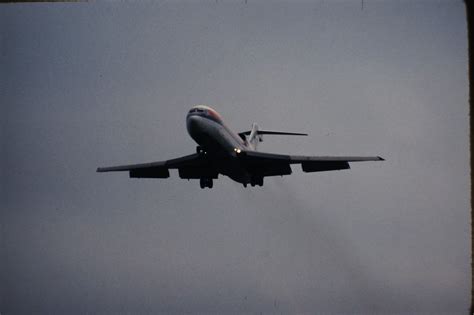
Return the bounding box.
[196,146,207,155]
[200,178,213,189]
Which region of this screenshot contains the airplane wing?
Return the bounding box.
[97,151,383,179]
[97,153,219,179]
[241,151,384,174]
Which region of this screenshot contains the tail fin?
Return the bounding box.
[238,124,307,150]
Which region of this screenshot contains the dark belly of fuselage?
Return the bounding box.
[187,117,250,183]
[192,135,250,183]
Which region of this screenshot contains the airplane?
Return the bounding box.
[97,105,384,189]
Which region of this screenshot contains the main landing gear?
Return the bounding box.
[243,176,264,187]
[200,178,213,189]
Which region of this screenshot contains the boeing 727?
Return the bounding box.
[97,105,383,188]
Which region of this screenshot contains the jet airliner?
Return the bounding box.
[97,105,383,188]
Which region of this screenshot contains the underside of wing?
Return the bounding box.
[97,161,167,172]
[97,153,217,179]
[242,151,384,173]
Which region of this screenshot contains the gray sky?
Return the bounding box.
[1,1,469,314]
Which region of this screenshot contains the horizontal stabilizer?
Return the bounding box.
[239,130,307,137]
[258,130,308,136]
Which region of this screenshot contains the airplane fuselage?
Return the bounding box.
[186,105,254,184]
[186,106,245,154]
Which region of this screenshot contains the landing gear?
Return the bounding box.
[248,176,264,187]
[196,146,206,155]
[200,178,213,189]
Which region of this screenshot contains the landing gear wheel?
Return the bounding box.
[250,176,263,187]
[199,178,213,189]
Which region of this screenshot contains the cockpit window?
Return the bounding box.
[189,108,206,114]
[189,106,223,124]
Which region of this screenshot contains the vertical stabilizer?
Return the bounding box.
[247,123,262,150]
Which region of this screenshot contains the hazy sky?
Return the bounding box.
[1,1,469,314]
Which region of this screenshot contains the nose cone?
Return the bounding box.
[186,115,203,136]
